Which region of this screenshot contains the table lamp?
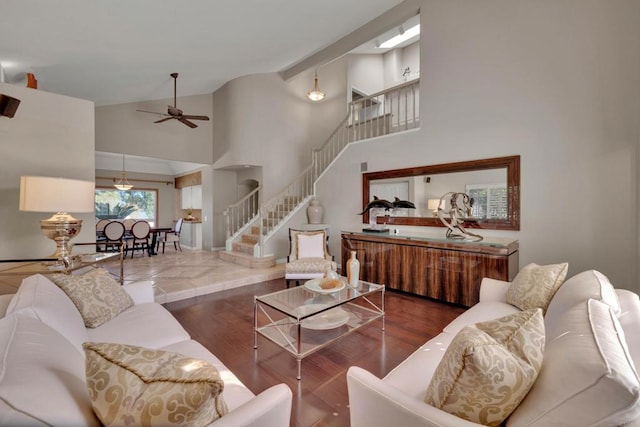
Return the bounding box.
[19,176,95,260]
[427,199,441,216]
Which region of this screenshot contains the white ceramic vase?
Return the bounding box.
[346,250,360,287]
[307,197,324,224]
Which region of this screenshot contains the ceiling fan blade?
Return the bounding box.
[137,109,170,116]
[154,117,175,124]
[178,118,198,128]
[180,115,210,121]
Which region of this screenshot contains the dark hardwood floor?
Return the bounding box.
[166,279,466,427]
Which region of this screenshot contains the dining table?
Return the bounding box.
[148,226,173,256]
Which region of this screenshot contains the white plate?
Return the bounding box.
[296,304,350,330]
[304,278,346,294]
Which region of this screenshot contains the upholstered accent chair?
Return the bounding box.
[284,228,337,288]
[157,218,183,254]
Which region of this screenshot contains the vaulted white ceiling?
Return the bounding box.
[0,0,403,107]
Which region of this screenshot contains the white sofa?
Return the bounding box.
[0,273,292,426]
[348,270,640,426]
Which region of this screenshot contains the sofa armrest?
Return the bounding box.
[479,278,511,303]
[0,294,15,318]
[210,384,292,427]
[123,281,155,304]
[347,367,481,427]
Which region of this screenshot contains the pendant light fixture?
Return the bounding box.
[114,154,133,191]
[306,69,325,102]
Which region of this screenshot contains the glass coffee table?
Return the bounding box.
[254,278,384,379]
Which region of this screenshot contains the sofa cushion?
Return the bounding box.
[545,269,621,335]
[84,342,228,427]
[87,302,190,349]
[425,309,545,426]
[442,300,520,336]
[51,268,134,328]
[507,299,640,427]
[0,313,100,426]
[506,262,568,313]
[6,273,88,353]
[285,258,336,274]
[382,331,457,400]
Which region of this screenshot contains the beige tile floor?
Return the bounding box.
[0,249,284,303]
[105,249,285,304]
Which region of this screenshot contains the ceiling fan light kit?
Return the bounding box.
[136,73,210,128]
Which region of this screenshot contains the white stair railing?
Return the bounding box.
[228,79,420,257]
[257,165,315,256]
[348,79,420,142]
[224,186,260,241]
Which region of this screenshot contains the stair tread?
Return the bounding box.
[221,251,274,260]
[219,250,276,269]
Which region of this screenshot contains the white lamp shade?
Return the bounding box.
[19,176,95,213]
[427,199,441,210]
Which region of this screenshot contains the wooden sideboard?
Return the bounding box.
[341,231,519,307]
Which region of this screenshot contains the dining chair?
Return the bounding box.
[96,219,110,236]
[95,219,110,249]
[101,221,126,253]
[284,228,337,288]
[157,218,183,253]
[129,220,151,258]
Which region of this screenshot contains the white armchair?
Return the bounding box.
[157,218,183,253]
[284,228,337,287]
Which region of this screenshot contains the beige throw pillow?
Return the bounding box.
[425,309,545,426]
[51,268,134,328]
[506,262,568,313]
[84,342,228,427]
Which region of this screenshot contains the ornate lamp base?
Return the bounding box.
[39,212,83,260]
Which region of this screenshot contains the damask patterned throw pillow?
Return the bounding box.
[51,268,134,328]
[83,342,228,427]
[506,262,568,313]
[425,309,545,426]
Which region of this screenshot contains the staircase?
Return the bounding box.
[219,226,276,268]
[220,79,420,267]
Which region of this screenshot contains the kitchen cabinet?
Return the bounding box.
[180,185,202,209]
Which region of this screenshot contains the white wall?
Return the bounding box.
[95,93,213,164]
[212,64,348,201]
[0,83,96,258]
[211,169,238,248]
[318,0,640,292]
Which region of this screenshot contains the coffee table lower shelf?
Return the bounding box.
[254,283,385,380]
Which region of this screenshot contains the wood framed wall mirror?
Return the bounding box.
[361,155,520,230]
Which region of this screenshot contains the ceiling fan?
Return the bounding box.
[136,73,210,128]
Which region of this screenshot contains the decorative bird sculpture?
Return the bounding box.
[358,196,394,215]
[392,197,416,209]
